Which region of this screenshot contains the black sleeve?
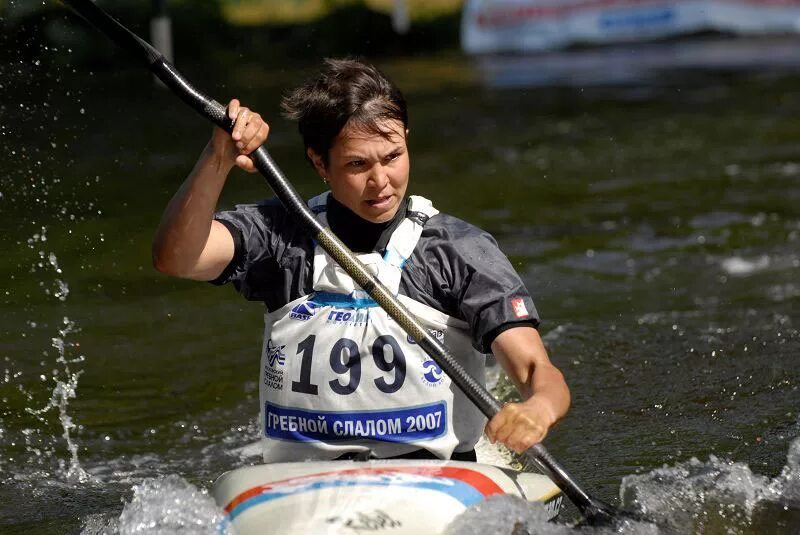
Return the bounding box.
[209,218,245,286]
[211,198,313,308]
[451,227,539,352]
[409,214,540,353]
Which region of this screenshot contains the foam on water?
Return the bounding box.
[621,455,769,530]
[618,436,800,533]
[770,439,800,501]
[446,495,570,535]
[80,475,234,535]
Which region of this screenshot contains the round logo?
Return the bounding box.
[422,359,444,386]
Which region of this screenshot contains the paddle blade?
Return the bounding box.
[581,497,620,526]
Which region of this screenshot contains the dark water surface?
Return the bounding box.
[1,38,799,534]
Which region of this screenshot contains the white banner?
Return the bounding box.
[462,0,800,53]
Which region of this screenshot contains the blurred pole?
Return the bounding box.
[150,0,173,86]
[392,0,410,34]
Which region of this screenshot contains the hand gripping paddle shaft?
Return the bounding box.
[59,0,620,525]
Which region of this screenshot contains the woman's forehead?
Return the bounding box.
[334,119,406,149]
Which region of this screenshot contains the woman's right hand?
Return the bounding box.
[210,98,270,173]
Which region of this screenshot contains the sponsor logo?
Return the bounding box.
[407,329,444,345]
[326,510,402,531]
[326,308,369,326]
[422,359,444,386]
[266,339,286,367]
[511,297,529,318]
[544,495,563,518]
[264,340,285,390]
[290,301,318,321]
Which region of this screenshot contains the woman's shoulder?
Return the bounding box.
[222,197,288,218]
[217,197,304,235]
[215,197,315,262]
[421,211,500,250]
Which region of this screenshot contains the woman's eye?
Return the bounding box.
[386,152,400,162]
[348,160,364,167]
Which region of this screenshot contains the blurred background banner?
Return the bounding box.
[462,0,800,53]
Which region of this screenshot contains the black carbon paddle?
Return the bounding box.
[58,0,623,526]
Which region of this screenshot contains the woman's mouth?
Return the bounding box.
[366,195,392,208]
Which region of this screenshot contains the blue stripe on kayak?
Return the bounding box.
[228,476,485,522]
[311,291,379,308]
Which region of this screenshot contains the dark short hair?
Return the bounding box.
[281,57,408,166]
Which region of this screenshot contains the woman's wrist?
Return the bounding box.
[522,393,560,429]
[199,140,235,176]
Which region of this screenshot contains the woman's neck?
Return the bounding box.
[327,195,408,253]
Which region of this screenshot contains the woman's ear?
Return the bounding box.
[306,148,327,179]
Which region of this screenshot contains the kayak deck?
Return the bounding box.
[213,460,562,534]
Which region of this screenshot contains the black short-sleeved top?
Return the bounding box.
[212,196,539,353]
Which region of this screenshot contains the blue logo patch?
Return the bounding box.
[290,301,318,321]
[422,359,444,385]
[266,339,286,367]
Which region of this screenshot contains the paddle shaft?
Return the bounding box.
[59,0,615,523]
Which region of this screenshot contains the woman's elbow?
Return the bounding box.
[152,244,183,277]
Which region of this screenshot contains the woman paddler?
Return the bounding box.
[152,58,570,462]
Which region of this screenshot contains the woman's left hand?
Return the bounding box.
[486,326,570,454]
[484,396,556,453]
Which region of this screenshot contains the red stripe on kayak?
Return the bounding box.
[224,466,505,513]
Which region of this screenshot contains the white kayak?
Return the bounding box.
[212,459,562,534]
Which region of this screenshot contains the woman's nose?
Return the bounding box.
[368,164,389,188]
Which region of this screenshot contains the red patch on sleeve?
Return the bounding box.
[511,297,529,318]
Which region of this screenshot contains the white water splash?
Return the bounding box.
[621,455,767,529]
[25,317,90,483]
[25,228,70,300]
[446,494,658,535]
[446,495,568,535]
[767,439,800,501]
[445,437,800,534]
[447,495,661,534]
[19,225,88,481]
[48,252,70,301]
[82,475,235,535]
[620,436,800,533]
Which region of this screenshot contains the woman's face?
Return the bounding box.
[309,119,410,223]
